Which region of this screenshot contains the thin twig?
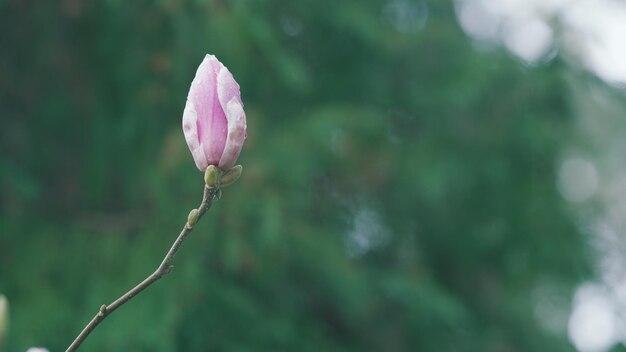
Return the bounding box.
[66,185,218,352]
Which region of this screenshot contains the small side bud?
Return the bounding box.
[204,165,221,188]
[98,304,107,317]
[220,165,242,187]
[187,209,200,226]
[0,294,8,346]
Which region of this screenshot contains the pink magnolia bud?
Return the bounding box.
[182,54,247,171]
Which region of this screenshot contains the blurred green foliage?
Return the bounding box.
[0,0,592,351]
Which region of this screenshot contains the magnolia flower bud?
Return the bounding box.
[0,294,7,345]
[182,54,247,172]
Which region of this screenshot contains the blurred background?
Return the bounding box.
[1,0,626,351]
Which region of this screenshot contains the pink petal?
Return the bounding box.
[181,100,209,171]
[217,66,243,110]
[187,55,228,166]
[218,98,247,170]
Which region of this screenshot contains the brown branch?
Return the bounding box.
[66,185,219,352]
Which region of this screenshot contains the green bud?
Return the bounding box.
[204,165,221,188]
[220,165,242,187]
[187,209,200,226]
[0,294,8,346]
[98,304,107,317]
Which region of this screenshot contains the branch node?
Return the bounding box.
[165,264,174,274]
[98,304,107,317]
